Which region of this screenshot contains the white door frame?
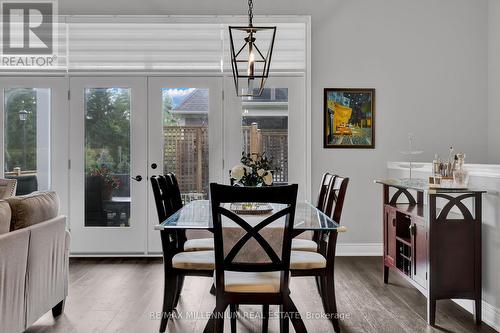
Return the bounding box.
[69,77,148,254]
[0,77,69,217]
[223,76,308,201]
[147,77,223,253]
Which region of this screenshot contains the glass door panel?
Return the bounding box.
[70,78,147,254]
[241,88,289,184]
[3,88,51,194]
[84,88,131,227]
[147,77,223,253]
[0,78,68,215]
[162,88,209,201]
[224,76,307,200]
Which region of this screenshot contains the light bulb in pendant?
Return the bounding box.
[248,47,255,76]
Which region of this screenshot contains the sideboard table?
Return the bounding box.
[375,179,484,326]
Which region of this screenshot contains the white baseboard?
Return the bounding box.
[71,244,384,258]
[453,299,500,332]
[336,243,383,256]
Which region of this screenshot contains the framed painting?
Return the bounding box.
[324,88,375,148]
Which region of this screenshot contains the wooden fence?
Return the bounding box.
[164,126,209,196]
[163,125,288,197]
[241,126,288,183]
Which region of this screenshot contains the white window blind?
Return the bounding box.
[67,22,224,71]
[0,16,307,73]
[222,22,306,72]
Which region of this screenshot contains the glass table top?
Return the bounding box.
[155,200,344,232]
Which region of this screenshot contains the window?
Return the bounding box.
[241,88,288,183]
[3,88,51,194]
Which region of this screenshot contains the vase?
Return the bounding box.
[453,153,469,188]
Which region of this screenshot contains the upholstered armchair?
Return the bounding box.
[0,178,17,199]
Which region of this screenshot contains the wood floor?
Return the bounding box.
[26,257,497,333]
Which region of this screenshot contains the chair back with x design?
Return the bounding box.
[151,173,185,222]
[316,173,335,215]
[151,174,187,252]
[155,175,174,217]
[324,175,349,224]
[150,176,167,223]
[165,173,183,211]
[320,175,349,269]
[210,183,298,294]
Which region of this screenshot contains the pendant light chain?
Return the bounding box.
[248,0,254,27]
[229,0,276,96]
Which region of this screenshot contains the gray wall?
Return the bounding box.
[59,0,490,246]
[307,0,488,245]
[489,0,500,163]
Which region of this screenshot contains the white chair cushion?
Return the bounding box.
[291,239,318,252]
[183,238,214,252]
[172,251,215,270]
[290,251,327,270]
[222,271,281,293]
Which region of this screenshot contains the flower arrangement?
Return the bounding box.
[230,152,279,186]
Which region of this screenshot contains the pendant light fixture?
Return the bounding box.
[229,0,276,97]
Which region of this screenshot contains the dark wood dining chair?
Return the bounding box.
[205,183,307,333]
[161,173,214,252]
[287,175,350,333]
[151,175,215,333]
[291,172,335,252]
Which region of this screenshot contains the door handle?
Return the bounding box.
[131,175,143,182]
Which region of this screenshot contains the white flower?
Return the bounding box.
[231,165,245,180]
[257,169,266,177]
[244,166,253,174]
[263,172,273,186]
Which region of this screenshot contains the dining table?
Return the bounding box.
[155,199,346,332]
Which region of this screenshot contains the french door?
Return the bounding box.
[1,75,305,255]
[147,77,223,253]
[69,77,148,254]
[0,78,69,216]
[67,76,303,254]
[69,77,222,254]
